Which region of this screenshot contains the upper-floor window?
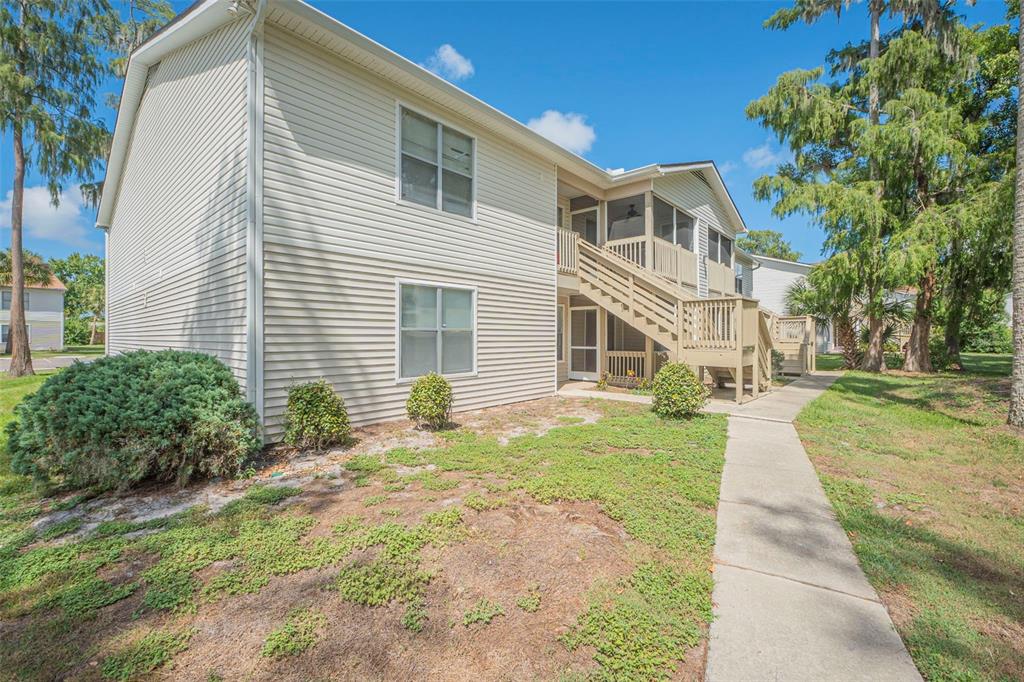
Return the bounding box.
[734,262,744,294]
[399,107,475,218]
[1,291,29,311]
[707,229,733,265]
[607,195,645,241]
[653,196,695,251]
[398,281,475,379]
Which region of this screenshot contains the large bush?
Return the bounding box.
[406,373,452,429]
[283,379,350,449]
[6,350,260,491]
[651,363,709,419]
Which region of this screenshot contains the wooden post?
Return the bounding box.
[643,190,654,272]
[645,336,654,380]
[734,299,744,403]
[752,302,760,400]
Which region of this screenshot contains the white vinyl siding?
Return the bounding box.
[260,25,557,436]
[0,288,64,350]
[106,18,250,388]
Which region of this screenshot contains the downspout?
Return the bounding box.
[242,0,268,425]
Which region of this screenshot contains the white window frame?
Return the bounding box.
[1,291,29,311]
[395,277,478,383]
[395,102,477,221]
[1,324,30,344]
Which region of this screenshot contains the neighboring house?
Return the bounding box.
[98,0,792,438]
[0,276,66,351]
[750,254,836,353]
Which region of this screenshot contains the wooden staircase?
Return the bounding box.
[564,234,776,401]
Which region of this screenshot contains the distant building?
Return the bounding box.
[750,255,836,353]
[0,276,65,351]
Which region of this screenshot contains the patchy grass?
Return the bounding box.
[796,369,1024,681]
[261,608,327,658]
[463,598,504,626]
[0,390,726,680]
[961,352,1011,377]
[815,353,845,371]
[100,627,194,681]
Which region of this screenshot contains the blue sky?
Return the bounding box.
[0,0,1011,262]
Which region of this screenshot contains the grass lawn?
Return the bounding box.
[0,376,727,680]
[0,345,105,359]
[796,359,1023,681]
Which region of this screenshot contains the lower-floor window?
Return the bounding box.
[1,324,30,344]
[399,282,475,379]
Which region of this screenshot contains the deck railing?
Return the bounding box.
[706,259,737,295]
[605,236,647,269]
[652,238,698,289]
[606,350,647,384]
[557,229,579,274]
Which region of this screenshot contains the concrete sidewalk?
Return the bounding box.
[0,355,95,372]
[705,373,922,682]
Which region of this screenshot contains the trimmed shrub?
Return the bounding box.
[283,380,350,449]
[651,363,709,419]
[6,350,260,491]
[406,373,452,429]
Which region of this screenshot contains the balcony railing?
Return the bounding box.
[557,229,579,274]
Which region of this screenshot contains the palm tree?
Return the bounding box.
[1009,20,1024,427]
[785,274,859,369]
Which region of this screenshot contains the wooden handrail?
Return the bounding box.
[557,229,579,274]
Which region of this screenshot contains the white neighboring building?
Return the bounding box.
[0,276,66,351]
[750,254,836,353]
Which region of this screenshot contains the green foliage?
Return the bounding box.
[462,598,504,626]
[6,350,260,491]
[515,587,541,613]
[736,229,801,261]
[771,349,785,376]
[100,628,194,681]
[49,253,105,346]
[961,313,1013,354]
[651,363,709,419]
[261,608,326,658]
[563,563,710,680]
[40,517,83,541]
[332,508,465,631]
[406,373,453,429]
[283,379,351,450]
[463,492,506,511]
[0,250,53,288]
[362,494,387,507]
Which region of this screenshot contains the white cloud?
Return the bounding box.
[527,110,596,156]
[0,184,96,250]
[423,44,475,81]
[718,161,738,177]
[743,141,786,169]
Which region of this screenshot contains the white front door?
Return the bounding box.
[569,307,599,381]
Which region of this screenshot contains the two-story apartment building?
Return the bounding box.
[98,0,788,439]
[0,277,65,351]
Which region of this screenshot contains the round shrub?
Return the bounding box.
[283,379,350,449]
[6,350,260,491]
[406,372,453,429]
[651,362,709,419]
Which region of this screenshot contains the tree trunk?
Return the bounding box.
[869,2,881,127]
[861,315,887,371]
[944,296,964,372]
[1010,19,1024,427]
[903,269,935,373]
[7,123,33,377]
[836,315,859,369]
[89,317,97,346]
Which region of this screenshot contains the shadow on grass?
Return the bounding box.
[829,374,994,429]
[824,477,1024,679]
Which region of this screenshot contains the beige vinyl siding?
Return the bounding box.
[261,25,557,436]
[654,171,739,299]
[106,19,250,388]
[653,171,737,240]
